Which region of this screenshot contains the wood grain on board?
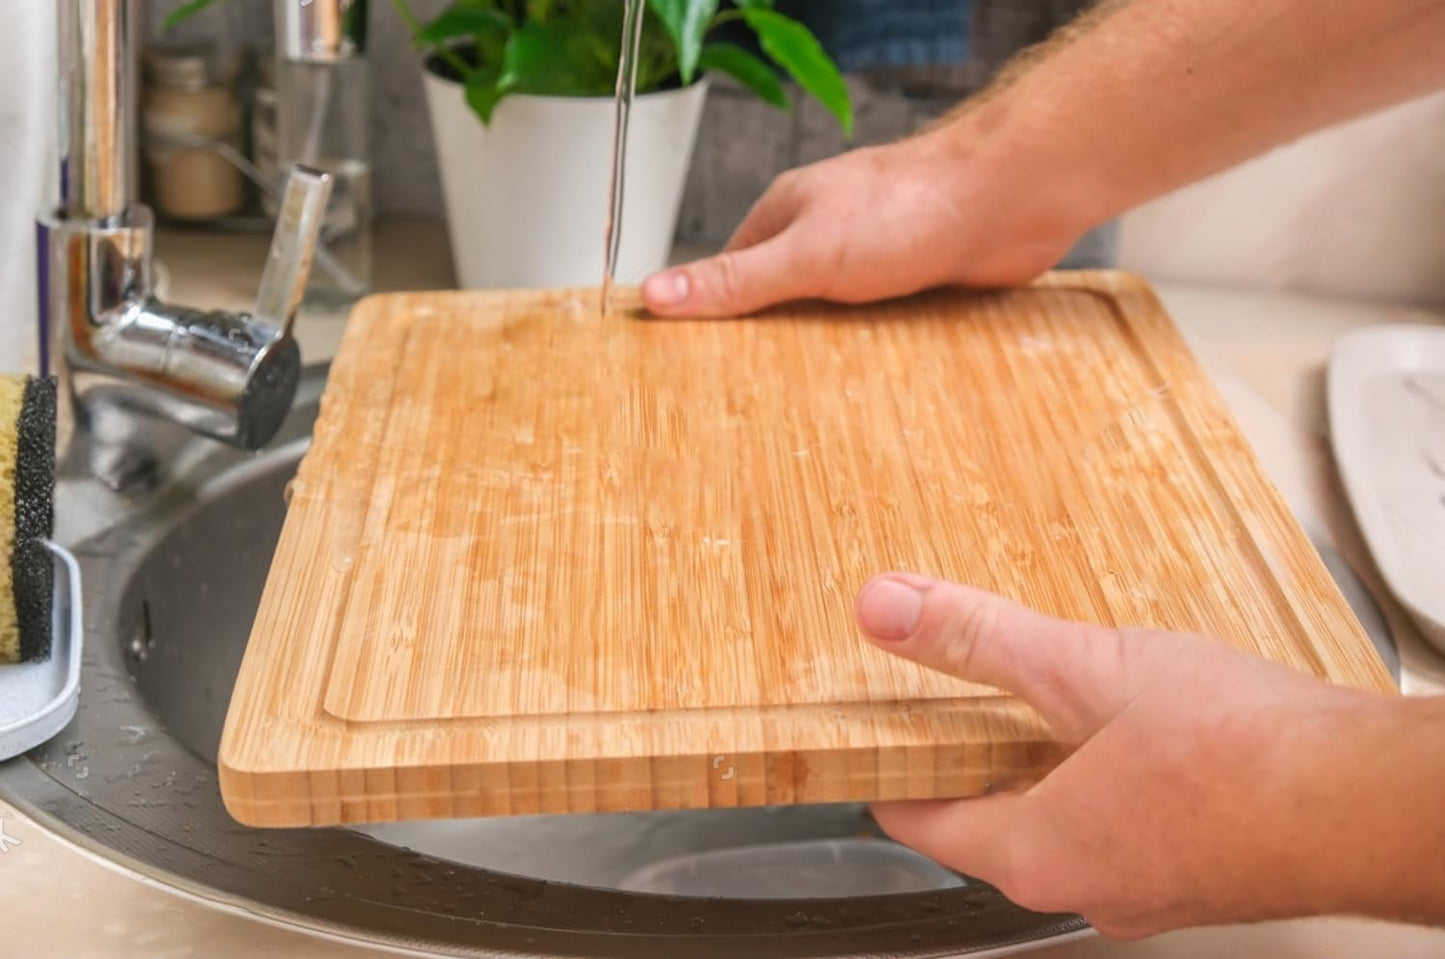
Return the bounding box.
[218,272,1395,827]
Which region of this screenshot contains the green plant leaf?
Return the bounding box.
[162,0,225,30]
[465,67,509,124]
[648,0,718,85]
[417,7,512,45]
[742,9,852,138]
[697,42,784,108]
[574,2,626,74]
[498,21,614,97]
[732,0,774,8]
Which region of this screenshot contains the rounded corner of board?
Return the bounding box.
[216,769,318,829]
[215,773,267,828]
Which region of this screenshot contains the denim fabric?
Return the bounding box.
[967,0,1095,73]
[775,0,974,71]
[772,1,1097,73]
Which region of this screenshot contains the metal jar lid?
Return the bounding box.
[276,0,368,62]
[144,43,216,91]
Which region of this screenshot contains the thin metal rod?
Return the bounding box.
[601,0,648,311]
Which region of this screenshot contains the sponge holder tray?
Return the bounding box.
[0,544,83,762]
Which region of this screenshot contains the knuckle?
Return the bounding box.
[771,168,805,196]
[941,598,1003,680]
[707,254,746,307]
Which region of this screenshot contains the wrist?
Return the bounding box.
[1267,693,1445,924]
[1327,695,1445,923]
[926,93,1122,264]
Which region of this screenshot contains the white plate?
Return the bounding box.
[0,543,83,761]
[1328,325,1445,653]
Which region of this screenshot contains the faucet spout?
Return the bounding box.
[40,169,331,453]
[40,0,333,463]
[41,169,332,453]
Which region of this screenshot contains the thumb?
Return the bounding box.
[855,573,1130,740]
[641,234,810,318]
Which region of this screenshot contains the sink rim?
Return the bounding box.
[0,366,1090,959]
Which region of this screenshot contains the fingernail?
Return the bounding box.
[644,270,689,307]
[856,577,927,642]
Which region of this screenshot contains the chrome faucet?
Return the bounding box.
[37,0,332,481]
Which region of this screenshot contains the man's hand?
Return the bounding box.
[643,0,1445,319]
[852,573,1445,939]
[641,132,1089,317]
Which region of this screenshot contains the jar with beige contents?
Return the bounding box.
[141,43,244,222]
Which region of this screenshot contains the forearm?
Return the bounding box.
[940,0,1445,233]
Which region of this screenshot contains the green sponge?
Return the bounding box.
[1,374,56,663]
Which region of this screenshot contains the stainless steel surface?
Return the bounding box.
[277,0,366,62]
[0,546,83,762]
[57,0,137,221]
[255,168,333,332]
[0,368,1090,958]
[40,1,332,479]
[38,171,329,460]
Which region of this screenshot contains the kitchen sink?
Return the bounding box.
[0,367,1091,958]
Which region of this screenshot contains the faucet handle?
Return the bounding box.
[254,166,333,334]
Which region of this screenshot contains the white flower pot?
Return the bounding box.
[422,72,708,290]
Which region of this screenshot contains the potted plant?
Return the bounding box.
[394,0,851,289]
[172,0,852,290]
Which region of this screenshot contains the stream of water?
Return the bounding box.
[600,0,649,317]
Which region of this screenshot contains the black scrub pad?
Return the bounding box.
[1,375,56,663]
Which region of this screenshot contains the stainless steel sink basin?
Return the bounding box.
[0,367,1091,958]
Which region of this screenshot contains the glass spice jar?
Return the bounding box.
[141,43,244,221]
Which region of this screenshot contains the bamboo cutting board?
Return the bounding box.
[219,272,1394,828]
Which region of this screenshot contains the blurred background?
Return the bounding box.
[2,0,1442,369]
[138,0,1445,299]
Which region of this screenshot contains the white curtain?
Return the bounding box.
[0,4,56,374]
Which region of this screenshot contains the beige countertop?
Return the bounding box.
[3,220,1443,958]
